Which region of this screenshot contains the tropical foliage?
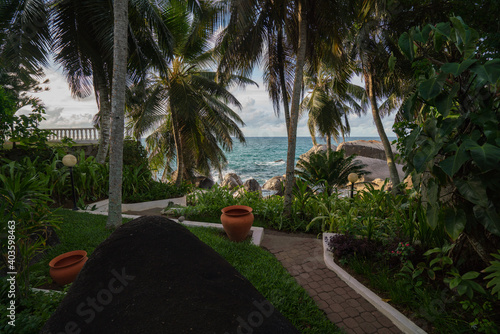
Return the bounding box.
[127,1,249,185]
[295,150,369,194]
[395,17,500,263]
[301,66,366,149]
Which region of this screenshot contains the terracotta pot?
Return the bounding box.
[220,205,254,242]
[49,250,88,286]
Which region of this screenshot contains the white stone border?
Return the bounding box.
[88,196,186,213]
[322,233,427,334]
[80,210,263,246]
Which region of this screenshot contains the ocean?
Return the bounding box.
[145,136,391,186]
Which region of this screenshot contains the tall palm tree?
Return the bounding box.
[218,0,349,217]
[301,65,367,152]
[106,0,128,229]
[50,0,174,163]
[127,3,251,186]
[0,0,50,105]
[346,0,415,191]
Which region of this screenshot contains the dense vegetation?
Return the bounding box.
[1,0,500,332]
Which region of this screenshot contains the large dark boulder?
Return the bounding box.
[336,139,398,161]
[41,216,299,334]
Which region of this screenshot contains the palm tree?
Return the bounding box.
[346,1,415,191]
[50,0,174,163]
[127,3,251,186]
[0,0,50,105]
[296,150,369,195]
[218,0,350,217]
[301,65,367,152]
[106,0,128,229]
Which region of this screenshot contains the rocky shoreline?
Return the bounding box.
[195,139,406,195]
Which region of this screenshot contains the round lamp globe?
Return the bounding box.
[348,173,359,184]
[62,154,77,167]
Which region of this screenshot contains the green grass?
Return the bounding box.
[30,210,341,334]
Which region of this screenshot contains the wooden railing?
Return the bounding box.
[45,128,100,143]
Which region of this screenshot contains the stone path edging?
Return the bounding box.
[323,233,427,334]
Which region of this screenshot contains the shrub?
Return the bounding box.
[326,234,384,262]
[295,150,369,194]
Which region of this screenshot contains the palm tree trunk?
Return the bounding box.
[94,64,112,164]
[277,25,290,136]
[171,107,184,186]
[326,134,331,158]
[284,0,307,217]
[364,68,401,191]
[106,0,128,229]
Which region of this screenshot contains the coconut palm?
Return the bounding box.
[218,0,350,217]
[345,0,416,192]
[127,3,252,186]
[301,64,367,152]
[106,0,128,229]
[0,0,50,105]
[50,0,175,163]
[296,150,369,195]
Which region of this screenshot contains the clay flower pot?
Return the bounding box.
[220,205,254,242]
[49,250,88,286]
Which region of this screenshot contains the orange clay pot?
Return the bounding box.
[220,205,254,242]
[49,250,88,286]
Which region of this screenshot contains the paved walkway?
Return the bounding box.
[261,230,402,334]
[124,209,402,333]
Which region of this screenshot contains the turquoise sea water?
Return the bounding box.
[145,136,392,186]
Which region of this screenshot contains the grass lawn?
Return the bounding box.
[30,210,341,334]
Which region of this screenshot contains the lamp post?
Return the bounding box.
[348,173,359,199]
[62,154,78,211]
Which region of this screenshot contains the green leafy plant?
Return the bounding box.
[482,249,500,299]
[445,269,486,299]
[396,16,500,263]
[296,150,369,194]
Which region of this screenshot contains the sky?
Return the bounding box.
[27,64,397,138]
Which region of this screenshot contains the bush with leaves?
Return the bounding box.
[295,150,369,194]
[395,16,500,264]
[0,160,62,297]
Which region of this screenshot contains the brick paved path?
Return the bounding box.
[261,230,402,334]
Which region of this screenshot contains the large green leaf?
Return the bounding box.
[439,143,469,177]
[441,59,477,77]
[423,179,439,229]
[434,83,459,117]
[434,22,451,38]
[473,204,500,236]
[444,207,466,240]
[398,32,414,61]
[419,73,446,100]
[412,24,432,43]
[470,59,500,83]
[454,178,488,207]
[413,143,435,172]
[463,140,500,171]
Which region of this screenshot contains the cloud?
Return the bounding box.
[30,64,397,138]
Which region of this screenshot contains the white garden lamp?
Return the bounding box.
[62,154,78,211]
[348,173,358,199]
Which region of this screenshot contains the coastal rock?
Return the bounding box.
[244,178,261,193]
[370,178,393,191]
[41,216,299,334]
[354,156,404,182]
[337,140,398,161]
[298,144,334,163]
[263,176,285,196]
[220,173,243,190]
[194,176,214,189]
